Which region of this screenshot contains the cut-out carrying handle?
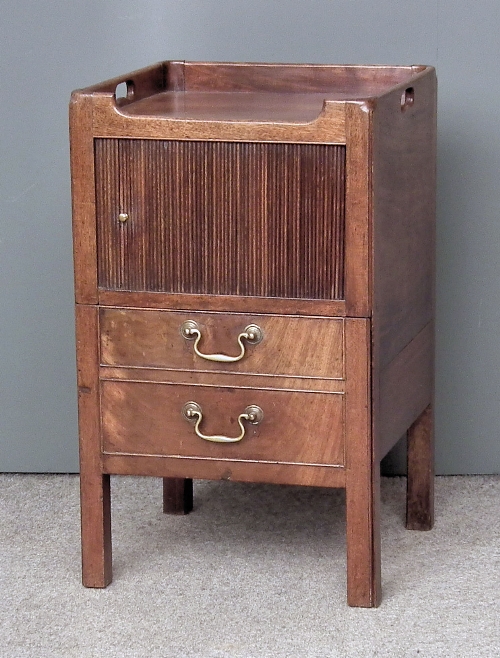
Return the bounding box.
[401,87,415,111]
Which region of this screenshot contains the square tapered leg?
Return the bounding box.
[163,478,193,515]
[406,405,434,531]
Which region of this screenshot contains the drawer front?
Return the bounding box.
[101,381,344,467]
[100,308,344,380]
[95,139,346,300]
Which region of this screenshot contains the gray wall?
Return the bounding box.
[1,1,499,473]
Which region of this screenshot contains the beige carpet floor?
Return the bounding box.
[1,474,499,657]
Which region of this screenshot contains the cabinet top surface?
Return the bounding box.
[75,61,433,123]
[122,91,358,123]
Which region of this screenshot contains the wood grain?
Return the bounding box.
[87,62,426,144]
[103,453,346,488]
[98,290,347,317]
[372,69,437,368]
[92,94,346,143]
[99,366,346,394]
[69,94,98,304]
[100,308,344,380]
[378,321,434,459]
[344,102,371,317]
[81,61,168,99]
[406,405,434,530]
[75,304,112,587]
[101,381,345,467]
[83,60,424,97]
[123,91,344,122]
[345,318,381,607]
[70,62,436,605]
[94,139,346,300]
[182,62,425,94]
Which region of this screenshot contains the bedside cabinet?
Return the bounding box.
[70,61,436,607]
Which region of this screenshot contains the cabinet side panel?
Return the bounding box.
[95,140,346,300]
[372,71,437,368]
[378,321,434,458]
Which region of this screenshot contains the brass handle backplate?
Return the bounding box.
[180,320,263,363]
[181,401,264,443]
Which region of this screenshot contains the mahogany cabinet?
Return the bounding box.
[70,61,436,607]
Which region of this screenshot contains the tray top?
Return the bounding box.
[80,61,430,124]
[121,91,373,123]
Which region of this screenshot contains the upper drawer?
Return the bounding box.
[100,308,344,380]
[95,139,346,300]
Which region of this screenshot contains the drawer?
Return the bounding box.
[101,381,344,467]
[100,308,344,380]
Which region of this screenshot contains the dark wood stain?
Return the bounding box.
[163,477,193,515]
[70,61,437,608]
[95,139,346,300]
[100,380,345,466]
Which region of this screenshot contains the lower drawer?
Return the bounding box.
[101,381,344,467]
